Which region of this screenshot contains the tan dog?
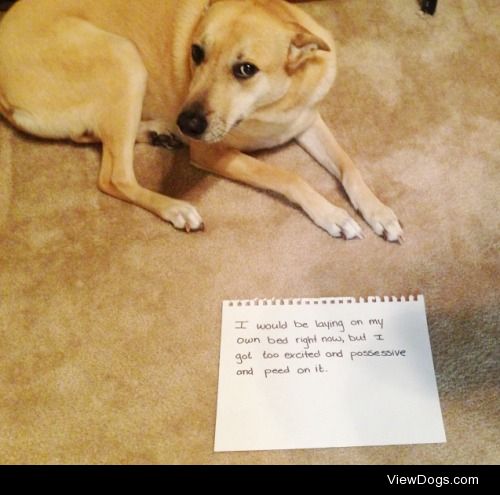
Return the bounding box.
[0,0,403,241]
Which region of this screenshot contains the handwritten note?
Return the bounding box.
[214,296,446,452]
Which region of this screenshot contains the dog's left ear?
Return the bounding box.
[287,23,331,73]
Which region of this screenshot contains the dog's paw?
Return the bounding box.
[149,131,184,150]
[161,200,204,232]
[362,202,403,243]
[313,204,364,240]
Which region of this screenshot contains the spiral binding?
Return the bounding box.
[225,295,423,307]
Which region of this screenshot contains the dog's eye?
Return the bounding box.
[233,62,259,80]
[191,44,205,65]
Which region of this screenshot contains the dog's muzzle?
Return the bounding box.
[177,103,208,138]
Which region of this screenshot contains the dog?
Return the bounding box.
[0,0,403,242]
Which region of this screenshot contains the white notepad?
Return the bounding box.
[214,295,446,452]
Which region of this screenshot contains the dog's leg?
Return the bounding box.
[190,142,363,239]
[98,115,203,232]
[87,40,202,231]
[296,114,403,242]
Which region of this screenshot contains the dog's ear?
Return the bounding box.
[287,23,331,73]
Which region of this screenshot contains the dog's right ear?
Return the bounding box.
[287,23,331,73]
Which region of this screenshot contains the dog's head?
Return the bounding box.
[176,0,333,143]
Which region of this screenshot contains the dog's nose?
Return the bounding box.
[177,107,208,138]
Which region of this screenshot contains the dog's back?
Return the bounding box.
[0,0,208,131]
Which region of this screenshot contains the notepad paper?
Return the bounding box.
[214,295,446,452]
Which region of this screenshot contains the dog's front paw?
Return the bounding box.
[362,202,403,243]
[312,204,364,240]
[161,200,204,233]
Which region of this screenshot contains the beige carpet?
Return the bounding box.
[0,0,498,464]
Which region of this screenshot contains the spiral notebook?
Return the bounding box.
[214,295,446,452]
